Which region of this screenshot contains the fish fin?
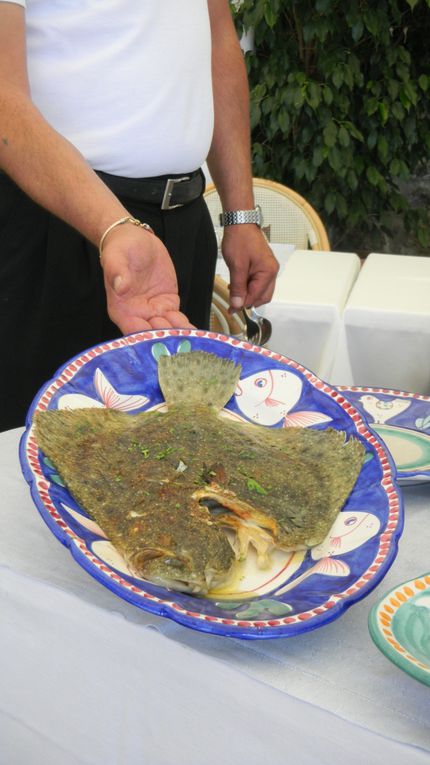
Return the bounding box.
[158,351,241,411]
[283,411,332,427]
[94,369,149,412]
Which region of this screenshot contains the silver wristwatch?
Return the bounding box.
[219,205,263,228]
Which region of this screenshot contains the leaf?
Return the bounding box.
[315,0,332,11]
[323,120,337,147]
[392,101,405,121]
[377,135,389,163]
[332,67,344,89]
[418,74,429,92]
[234,599,293,619]
[335,192,348,219]
[328,146,343,173]
[151,342,170,362]
[338,125,350,147]
[367,131,378,150]
[387,79,400,100]
[347,169,359,190]
[215,601,244,611]
[278,107,290,133]
[366,166,381,186]
[365,96,379,116]
[264,5,277,28]
[417,226,430,248]
[250,101,261,129]
[304,163,317,183]
[325,191,337,214]
[177,340,191,354]
[305,81,321,110]
[236,605,264,619]
[51,474,66,488]
[312,146,325,168]
[260,599,293,616]
[351,20,364,42]
[346,122,364,142]
[378,101,389,125]
[293,88,305,109]
[403,80,418,106]
[323,86,334,105]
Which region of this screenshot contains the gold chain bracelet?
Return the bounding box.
[99,216,154,257]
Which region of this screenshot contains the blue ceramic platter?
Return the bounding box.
[338,387,430,486]
[20,330,403,639]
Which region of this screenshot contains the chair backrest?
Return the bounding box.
[204,177,330,250]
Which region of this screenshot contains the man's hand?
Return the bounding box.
[100,226,193,334]
[221,224,279,311]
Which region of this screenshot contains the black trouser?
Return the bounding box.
[0,171,217,431]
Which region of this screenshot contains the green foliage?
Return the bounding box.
[233,0,430,251]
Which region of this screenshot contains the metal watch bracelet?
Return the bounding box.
[219,205,262,228]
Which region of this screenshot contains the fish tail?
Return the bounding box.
[158,351,241,411]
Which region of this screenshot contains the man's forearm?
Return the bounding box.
[0,88,128,247]
[206,0,254,211]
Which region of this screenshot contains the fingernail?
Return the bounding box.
[113,275,123,293]
[230,296,244,309]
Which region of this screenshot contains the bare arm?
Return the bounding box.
[0,4,191,333]
[206,0,278,310]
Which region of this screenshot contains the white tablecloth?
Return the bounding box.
[217,246,361,381]
[1,428,430,765]
[217,249,430,395]
[330,253,430,394]
[259,248,361,380]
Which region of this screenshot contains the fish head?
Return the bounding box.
[235,369,303,426]
[359,394,377,408]
[127,546,206,593]
[125,519,236,596]
[311,511,381,559]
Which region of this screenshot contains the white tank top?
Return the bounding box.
[5,0,214,177]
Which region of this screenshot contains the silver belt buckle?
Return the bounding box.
[161,176,190,210]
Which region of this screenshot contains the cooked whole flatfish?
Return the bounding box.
[34,351,365,594]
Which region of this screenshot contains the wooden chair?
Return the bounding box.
[204,177,330,250]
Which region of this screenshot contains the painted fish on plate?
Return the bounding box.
[34,352,365,596]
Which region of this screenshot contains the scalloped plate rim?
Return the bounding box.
[337,385,430,484]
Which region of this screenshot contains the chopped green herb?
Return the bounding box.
[128,441,150,458]
[246,477,269,495]
[155,446,174,460]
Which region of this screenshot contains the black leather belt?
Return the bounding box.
[96,168,205,209]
